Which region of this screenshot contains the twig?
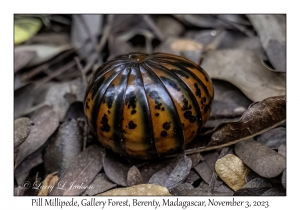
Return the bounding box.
[142,14,165,41]
[74,57,87,86]
[21,49,74,82]
[96,14,114,52]
[34,60,76,89]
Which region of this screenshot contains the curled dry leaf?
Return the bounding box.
[15,145,44,185]
[49,145,104,196]
[127,166,143,186]
[215,154,250,191]
[148,154,192,190]
[201,49,285,102]
[234,139,286,178]
[14,117,33,149]
[103,151,133,187]
[185,95,286,154]
[38,172,59,196]
[256,127,286,149]
[98,184,171,196]
[14,50,36,73]
[14,106,59,168]
[155,38,203,64]
[247,15,286,72]
[81,173,117,196]
[194,151,220,185]
[14,44,72,67]
[43,118,83,175]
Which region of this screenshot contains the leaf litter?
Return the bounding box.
[14,14,286,196]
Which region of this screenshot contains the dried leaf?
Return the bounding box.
[185,95,286,153]
[210,79,252,118]
[184,170,200,184]
[261,187,285,196]
[81,173,117,196]
[256,127,286,149]
[14,44,72,67]
[14,145,44,185]
[201,49,285,102]
[242,177,272,189]
[127,166,143,186]
[155,38,203,64]
[247,15,286,72]
[156,16,184,38]
[139,159,170,183]
[234,188,271,196]
[174,15,234,29]
[194,151,220,185]
[14,18,42,45]
[63,101,85,122]
[71,14,103,61]
[103,151,133,186]
[215,154,250,191]
[38,172,59,196]
[281,169,286,189]
[99,184,171,196]
[49,145,104,196]
[14,117,33,149]
[44,119,83,175]
[148,154,192,190]
[187,153,203,168]
[234,139,286,178]
[14,106,59,168]
[278,144,286,158]
[14,50,36,73]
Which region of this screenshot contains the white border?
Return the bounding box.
[2,0,298,209]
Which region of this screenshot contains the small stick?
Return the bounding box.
[142,15,165,41]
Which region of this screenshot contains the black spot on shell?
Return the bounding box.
[194,83,201,98]
[161,107,165,111]
[161,131,167,137]
[204,104,209,113]
[155,103,162,110]
[163,121,171,130]
[128,121,137,129]
[125,91,137,109]
[181,95,192,111]
[155,113,159,117]
[131,110,136,115]
[100,114,110,132]
[108,110,110,114]
[184,111,197,123]
[181,123,185,127]
[203,97,206,102]
[160,76,181,91]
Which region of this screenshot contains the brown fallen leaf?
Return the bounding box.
[38,172,59,196]
[185,95,286,154]
[98,184,171,196]
[155,38,203,64]
[81,173,117,196]
[201,49,285,102]
[148,154,192,190]
[14,117,33,149]
[44,118,83,175]
[127,166,143,187]
[215,154,250,191]
[234,139,286,178]
[14,106,59,168]
[49,145,104,196]
[103,151,133,187]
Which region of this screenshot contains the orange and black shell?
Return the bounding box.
[84,53,214,160]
